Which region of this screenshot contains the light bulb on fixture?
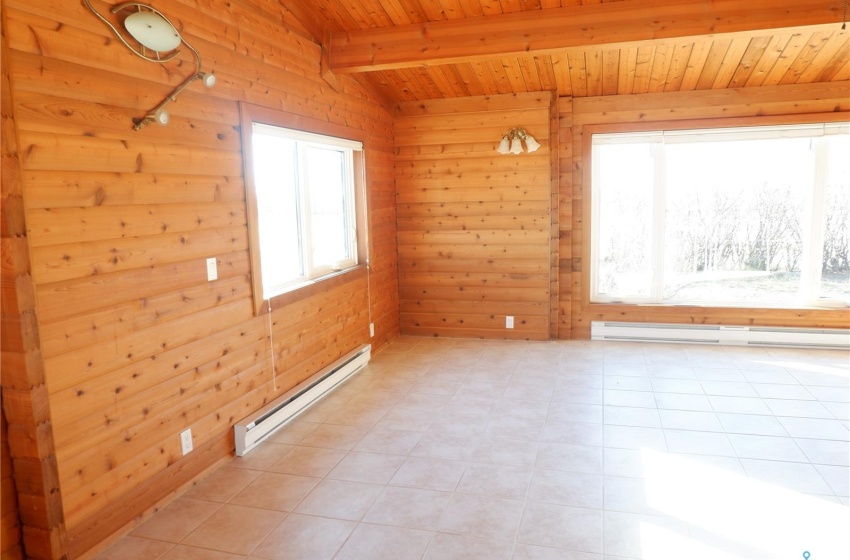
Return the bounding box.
[153,108,170,126]
[497,136,511,154]
[200,72,217,88]
[524,134,541,153]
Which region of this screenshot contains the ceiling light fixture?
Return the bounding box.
[497,128,541,155]
[83,0,215,130]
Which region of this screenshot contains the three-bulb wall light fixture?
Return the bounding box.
[83,0,216,130]
[497,128,541,154]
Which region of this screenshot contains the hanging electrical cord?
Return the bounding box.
[267,299,278,392]
[360,152,374,338]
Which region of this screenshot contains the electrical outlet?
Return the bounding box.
[206,257,218,281]
[180,428,193,456]
[369,323,375,337]
[506,316,514,329]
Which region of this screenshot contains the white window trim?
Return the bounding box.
[590,122,850,308]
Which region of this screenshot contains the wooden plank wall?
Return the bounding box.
[1,409,23,560]
[557,97,574,340]
[2,0,399,557]
[1,15,68,558]
[394,93,552,340]
[564,81,850,338]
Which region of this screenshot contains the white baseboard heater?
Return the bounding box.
[591,322,849,350]
[234,344,371,456]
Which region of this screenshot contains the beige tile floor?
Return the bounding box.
[97,337,850,560]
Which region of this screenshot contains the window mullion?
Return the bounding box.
[650,143,666,303]
[346,151,357,265]
[802,137,828,304]
[298,144,313,278]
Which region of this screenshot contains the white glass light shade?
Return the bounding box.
[524,134,541,153]
[497,136,510,154]
[124,11,181,52]
[201,72,217,88]
[153,108,170,126]
[509,136,523,154]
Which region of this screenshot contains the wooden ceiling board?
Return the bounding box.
[296,0,849,103]
[453,0,485,17]
[310,1,360,31]
[693,39,731,90]
[832,56,850,81]
[413,0,450,21]
[501,57,529,92]
[584,50,602,96]
[446,65,476,96]
[427,65,467,97]
[780,30,834,85]
[631,45,656,94]
[534,55,558,92]
[435,0,469,19]
[448,64,474,96]
[817,39,850,81]
[601,49,619,96]
[479,0,505,15]
[799,29,848,82]
[375,69,417,102]
[727,37,771,89]
[711,36,752,89]
[662,43,693,92]
[761,33,812,86]
[616,47,637,94]
[517,57,542,92]
[552,54,572,96]
[647,44,673,93]
[743,34,793,88]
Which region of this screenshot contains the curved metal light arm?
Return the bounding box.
[133,68,205,130]
[82,0,215,130]
[83,0,180,63]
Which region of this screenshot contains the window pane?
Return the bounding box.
[305,146,351,268]
[821,135,850,302]
[595,143,655,299]
[663,137,812,304]
[252,132,303,289]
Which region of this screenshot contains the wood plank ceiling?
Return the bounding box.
[296,0,850,103]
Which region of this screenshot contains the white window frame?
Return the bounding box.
[241,104,367,314]
[252,123,360,297]
[590,122,850,308]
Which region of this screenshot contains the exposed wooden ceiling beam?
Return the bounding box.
[329,0,845,73]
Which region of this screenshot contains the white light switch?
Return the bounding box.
[206,258,217,281]
[506,316,514,329]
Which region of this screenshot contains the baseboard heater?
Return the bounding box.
[591,322,849,350]
[234,344,371,456]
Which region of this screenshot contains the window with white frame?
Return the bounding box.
[250,123,361,299]
[591,123,850,307]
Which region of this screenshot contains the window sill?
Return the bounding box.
[258,265,367,315]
